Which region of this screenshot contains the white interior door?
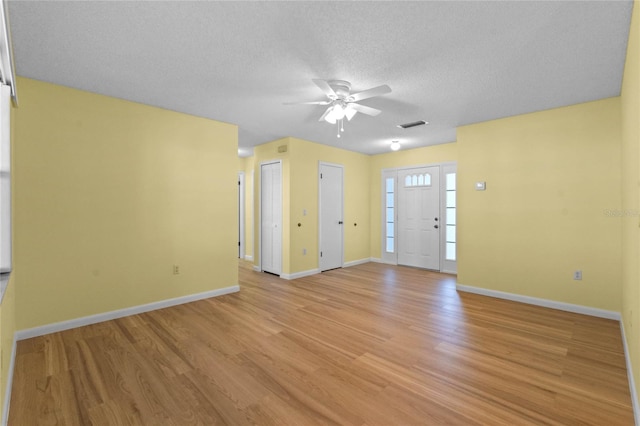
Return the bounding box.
[261,162,282,275]
[398,166,440,269]
[319,163,343,271]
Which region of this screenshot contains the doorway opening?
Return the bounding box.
[319,162,344,272]
[381,162,457,274]
[259,161,282,275]
[238,171,244,259]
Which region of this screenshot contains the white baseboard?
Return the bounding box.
[244,255,254,261]
[370,257,382,263]
[281,269,320,280]
[343,258,371,268]
[252,265,261,272]
[456,283,621,320]
[15,285,240,341]
[621,320,640,425]
[1,336,16,426]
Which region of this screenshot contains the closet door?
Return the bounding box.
[260,161,282,275]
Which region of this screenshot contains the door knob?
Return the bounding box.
[434,217,438,221]
[338,221,343,225]
[434,224,439,229]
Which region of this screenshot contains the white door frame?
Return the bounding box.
[248,170,254,262]
[380,161,457,273]
[259,160,283,274]
[440,163,457,274]
[238,171,245,259]
[380,169,398,265]
[318,161,344,271]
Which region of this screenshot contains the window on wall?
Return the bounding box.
[445,172,456,261]
[404,173,432,187]
[385,177,395,253]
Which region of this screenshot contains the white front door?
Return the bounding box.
[319,163,343,271]
[261,162,282,275]
[398,166,440,270]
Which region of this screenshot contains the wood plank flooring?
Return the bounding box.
[9,261,634,425]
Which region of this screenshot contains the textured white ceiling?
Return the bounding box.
[7,1,633,156]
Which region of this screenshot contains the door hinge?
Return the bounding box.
[320,251,323,257]
[238,181,240,185]
[320,173,323,179]
[238,241,241,246]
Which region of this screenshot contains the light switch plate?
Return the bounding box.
[475,181,486,191]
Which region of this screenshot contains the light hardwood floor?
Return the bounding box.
[9,261,634,425]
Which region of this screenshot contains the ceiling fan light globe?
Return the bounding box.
[333,105,346,120]
[345,107,357,121]
[324,108,338,124]
[390,141,401,151]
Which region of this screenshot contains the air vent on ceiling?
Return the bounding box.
[397,120,428,129]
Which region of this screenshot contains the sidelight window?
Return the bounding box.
[385,177,395,253]
[445,172,456,261]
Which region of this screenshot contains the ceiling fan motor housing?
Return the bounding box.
[328,80,352,99]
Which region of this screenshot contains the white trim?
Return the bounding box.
[0,2,17,102]
[281,269,320,280]
[621,320,640,425]
[440,163,457,274]
[344,258,371,268]
[370,257,398,265]
[381,169,398,265]
[1,335,16,426]
[238,171,245,259]
[380,162,458,272]
[259,160,283,276]
[15,285,240,341]
[252,265,261,272]
[0,274,7,305]
[440,269,458,275]
[250,170,255,263]
[244,255,254,261]
[456,283,620,320]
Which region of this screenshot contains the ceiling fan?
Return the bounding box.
[285,79,392,137]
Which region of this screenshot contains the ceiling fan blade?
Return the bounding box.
[318,106,334,122]
[283,100,331,105]
[312,79,337,98]
[344,104,357,121]
[349,84,392,102]
[349,103,381,116]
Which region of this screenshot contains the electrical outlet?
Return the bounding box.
[573,270,582,280]
[173,264,180,275]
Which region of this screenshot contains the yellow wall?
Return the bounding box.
[369,143,458,259]
[13,78,239,330]
[621,0,640,409]
[289,138,370,272]
[252,138,291,272]
[457,98,622,311]
[251,137,370,275]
